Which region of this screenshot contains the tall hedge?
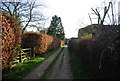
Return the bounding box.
[1,13,21,69]
[60,40,64,47]
[68,25,120,78]
[22,32,63,55]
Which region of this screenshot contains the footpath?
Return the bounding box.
[22,48,62,80]
[46,47,73,79]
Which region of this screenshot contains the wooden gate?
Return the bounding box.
[12,48,31,66]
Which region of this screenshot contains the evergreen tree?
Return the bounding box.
[47,15,65,40]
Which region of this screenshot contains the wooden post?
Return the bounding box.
[33,47,35,57]
[29,48,31,58]
[19,49,22,62]
[31,47,35,57]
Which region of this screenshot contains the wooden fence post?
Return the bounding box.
[31,47,35,57]
[19,48,22,62]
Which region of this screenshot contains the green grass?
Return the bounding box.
[40,47,64,79]
[3,47,60,80]
[68,48,93,79]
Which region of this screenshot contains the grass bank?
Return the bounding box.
[68,48,93,79]
[3,47,60,80]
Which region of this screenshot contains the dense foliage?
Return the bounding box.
[22,32,64,55]
[47,15,65,40]
[1,12,21,69]
[69,25,120,79]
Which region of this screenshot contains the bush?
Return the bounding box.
[68,25,120,79]
[22,32,62,55]
[60,40,64,47]
[1,13,21,70]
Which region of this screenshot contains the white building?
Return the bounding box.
[118,1,120,25]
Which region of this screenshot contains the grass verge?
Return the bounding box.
[68,48,93,79]
[40,47,64,79]
[3,47,60,80]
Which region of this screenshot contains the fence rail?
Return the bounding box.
[12,48,32,66]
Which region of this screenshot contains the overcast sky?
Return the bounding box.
[36,0,120,38]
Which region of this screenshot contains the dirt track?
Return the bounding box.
[22,46,73,80]
[46,46,73,79]
[22,48,62,80]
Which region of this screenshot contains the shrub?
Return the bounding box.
[22,32,62,55]
[60,40,64,47]
[1,13,21,70]
[68,25,120,79]
[48,37,61,50]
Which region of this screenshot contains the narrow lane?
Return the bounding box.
[46,46,73,79]
[22,48,62,80]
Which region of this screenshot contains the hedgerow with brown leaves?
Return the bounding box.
[1,13,21,69]
[22,32,64,55]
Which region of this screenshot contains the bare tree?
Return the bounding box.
[1,0,46,33]
[91,1,116,25]
[88,13,92,24]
